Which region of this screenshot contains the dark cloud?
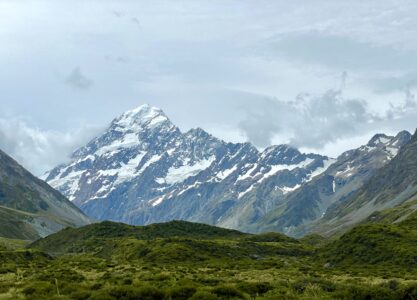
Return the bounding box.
[65,67,93,90]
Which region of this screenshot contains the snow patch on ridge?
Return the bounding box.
[262,158,314,181]
[48,170,85,201]
[216,166,237,180]
[306,158,336,181]
[164,157,216,185]
[95,133,140,156]
[281,184,301,194]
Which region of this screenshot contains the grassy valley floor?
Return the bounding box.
[1,220,417,299]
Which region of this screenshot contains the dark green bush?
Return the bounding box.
[399,284,417,299]
[69,290,92,300]
[237,281,272,297]
[166,285,197,299]
[292,277,336,294]
[22,281,55,296]
[212,285,246,299]
[106,286,165,300]
[189,291,218,300]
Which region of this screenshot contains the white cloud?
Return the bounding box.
[0,0,417,170]
[0,118,102,175]
[238,88,417,149]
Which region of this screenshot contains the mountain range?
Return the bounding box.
[42,104,417,237]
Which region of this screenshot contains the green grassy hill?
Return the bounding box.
[30,220,309,263]
[1,219,417,299]
[319,206,417,276]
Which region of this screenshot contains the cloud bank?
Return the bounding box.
[238,89,417,149]
[1,0,417,171]
[0,118,102,175]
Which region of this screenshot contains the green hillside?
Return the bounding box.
[0,219,417,299]
[319,206,417,277]
[0,149,91,240]
[30,220,308,261]
[0,206,41,240]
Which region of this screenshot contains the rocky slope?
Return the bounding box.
[252,131,412,236]
[0,149,91,239]
[312,129,417,236]
[43,105,333,228]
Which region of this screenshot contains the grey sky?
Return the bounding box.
[1,0,417,174]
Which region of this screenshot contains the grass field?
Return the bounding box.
[1,219,417,299]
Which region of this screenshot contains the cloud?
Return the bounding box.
[130,17,141,29]
[238,88,417,149]
[0,118,103,175]
[270,32,417,72]
[2,0,417,163]
[111,8,141,29]
[112,10,124,18]
[104,55,130,64]
[65,67,93,90]
[373,72,417,93]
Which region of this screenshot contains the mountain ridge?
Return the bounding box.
[43,104,414,237]
[43,104,334,230]
[252,130,412,236]
[0,148,91,240]
[310,128,417,236]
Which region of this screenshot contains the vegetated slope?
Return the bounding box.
[5,218,417,299]
[320,207,417,273]
[315,129,417,236]
[364,198,417,225]
[43,104,333,230]
[0,149,91,240]
[252,131,411,236]
[29,220,307,260]
[0,206,41,240]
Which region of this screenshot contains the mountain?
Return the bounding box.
[43,104,333,229]
[252,131,412,236]
[312,129,417,236]
[0,149,91,240]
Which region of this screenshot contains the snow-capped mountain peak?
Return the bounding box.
[44,104,412,236]
[112,104,172,132]
[44,104,334,228]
